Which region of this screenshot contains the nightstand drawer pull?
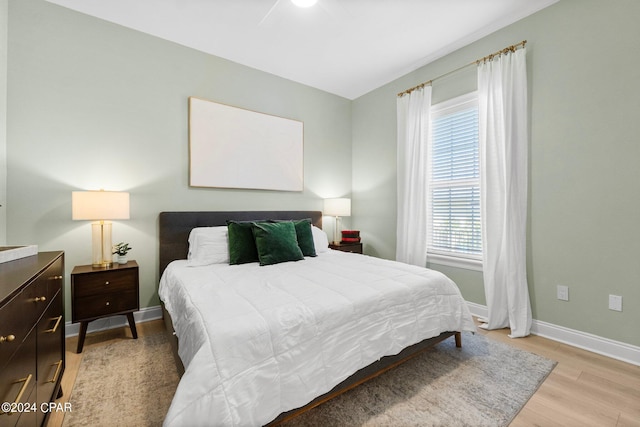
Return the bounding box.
[48,360,63,383]
[0,374,32,415]
[105,281,110,285]
[45,316,63,333]
[35,296,47,303]
[106,302,110,306]
[52,275,63,280]
[0,334,16,343]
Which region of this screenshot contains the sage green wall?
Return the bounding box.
[352,0,640,346]
[6,0,352,319]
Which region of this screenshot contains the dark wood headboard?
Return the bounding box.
[158,211,323,277]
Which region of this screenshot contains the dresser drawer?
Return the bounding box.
[36,291,64,426]
[0,291,62,382]
[43,257,63,298]
[0,259,62,360]
[0,291,32,366]
[0,327,36,420]
[20,258,63,324]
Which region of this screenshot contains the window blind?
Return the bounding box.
[429,97,481,258]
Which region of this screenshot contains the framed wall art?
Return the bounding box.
[189,97,304,191]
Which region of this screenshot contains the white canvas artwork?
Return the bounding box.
[189,97,304,191]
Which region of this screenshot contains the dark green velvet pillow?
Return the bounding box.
[227,220,261,265]
[251,221,304,266]
[273,219,316,257]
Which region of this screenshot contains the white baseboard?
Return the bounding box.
[465,301,488,320]
[465,301,640,366]
[65,305,163,338]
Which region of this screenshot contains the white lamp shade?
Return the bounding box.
[72,191,130,220]
[324,198,351,217]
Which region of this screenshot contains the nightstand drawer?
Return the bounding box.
[73,269,137,298]
[74,290,137,321]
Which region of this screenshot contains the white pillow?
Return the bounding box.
[187,226,229,266]
[311,225,329,253]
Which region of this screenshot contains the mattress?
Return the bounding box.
[159,250,476,427]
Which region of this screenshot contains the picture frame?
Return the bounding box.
[188,97,304,191]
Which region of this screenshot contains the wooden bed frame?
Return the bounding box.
[158,210,461,426]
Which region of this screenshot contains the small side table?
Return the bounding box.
[329,242,363,254]
[71,260,140,353]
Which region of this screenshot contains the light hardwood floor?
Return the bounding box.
[46,318,640,427]
[476,321,640,427]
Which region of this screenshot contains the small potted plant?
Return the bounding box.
[112,242,132,264]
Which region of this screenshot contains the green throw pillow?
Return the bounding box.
[272,219,316,257]
[227,220,261,265]
[251,221,304,266]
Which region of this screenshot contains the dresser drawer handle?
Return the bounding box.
[52,275,63,280]
[45,316,63,334]
[0,334,16,343]
[106,302,110,306]
[48,360,63,384]
[35,296,47,303]
[0,374,32,415]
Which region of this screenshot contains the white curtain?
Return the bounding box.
[396,86,431,266]
[477,48,532,338]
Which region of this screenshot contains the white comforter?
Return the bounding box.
[159,250,475,427]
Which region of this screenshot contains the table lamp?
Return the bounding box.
[72,190,130,268]
[324,198,351,244]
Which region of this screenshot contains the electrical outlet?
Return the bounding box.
[608,295,622,312]
[557,285,569,301]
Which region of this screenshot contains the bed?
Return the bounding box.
[158,211,476,427]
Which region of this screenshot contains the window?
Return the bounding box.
[427,92,482,270]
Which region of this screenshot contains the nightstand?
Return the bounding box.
[329,242,363,254]
[71,260,139,353]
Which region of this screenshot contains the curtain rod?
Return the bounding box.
[397,40,527,97]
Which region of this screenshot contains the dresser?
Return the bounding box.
[71,261,139,353]
[0,251,65,427]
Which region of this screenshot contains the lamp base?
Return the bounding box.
[91,221,113,268]
[92,261,113,268]
[333,216,342,245]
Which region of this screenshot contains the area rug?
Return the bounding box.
[282,332,557,427]
[62,332,180,427]
[62,331,555,427]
